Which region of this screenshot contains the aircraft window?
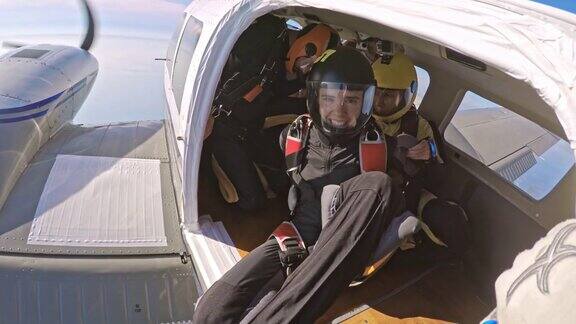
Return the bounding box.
[172,16,203,112]
[166,16,186,77]
[444,91,575,200]
[414,66,429,108]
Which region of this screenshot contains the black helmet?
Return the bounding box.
[307,46,376,141]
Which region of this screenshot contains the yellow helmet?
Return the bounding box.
[372,53,418,119]
[372,53,417,89]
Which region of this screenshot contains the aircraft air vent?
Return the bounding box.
[11,49,50,59]
[444,48,487,71]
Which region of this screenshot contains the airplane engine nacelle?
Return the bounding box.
[0,44,98,211]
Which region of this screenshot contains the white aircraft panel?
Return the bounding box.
[28,154,167,247]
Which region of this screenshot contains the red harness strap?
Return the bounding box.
[269,221,306,251]
[359,127,388,173]
[242,84,264,103]
[285,115,388,175]
[269,222,308,276]
[284,115,311,173]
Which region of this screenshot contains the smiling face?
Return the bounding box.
[318,87,364,129]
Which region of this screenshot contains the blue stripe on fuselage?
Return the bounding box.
[0,92,63,115]
[0,77,88,123]
[0,109,49,123]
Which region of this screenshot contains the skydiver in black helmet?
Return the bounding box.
[205,19,340,212]
[194,46,404,323]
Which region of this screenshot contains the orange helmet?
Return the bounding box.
[285,24,340,74]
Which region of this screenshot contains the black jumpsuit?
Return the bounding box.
[208,91,307,211]
[194,126,402,323]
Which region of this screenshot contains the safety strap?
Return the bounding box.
[263,114,299,130]
[241,27,287,104]
[417,190,448,247]
[211,154,239,203]
[284,117,388,180]
[284,117,387,216]
[269,222,308,276]
[400,107,419,137]
[211,154,276,205]
[242,84,263,103]
[284,115,312,175]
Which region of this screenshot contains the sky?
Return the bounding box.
[0,0,190,39]
[0,0,190,125]
[533,0,576,13]
[0,0,574,124]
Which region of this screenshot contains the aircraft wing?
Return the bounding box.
[446,107,560,182]
[0,121,198,323]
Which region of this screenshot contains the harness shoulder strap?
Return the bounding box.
[400,107,419,137]
[283,115,311,214]
[284,114,311,176]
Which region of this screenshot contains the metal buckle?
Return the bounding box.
[363,128,381,142]
[260,60,276,76]
[278,239,308,276]
[287,117,304,140]
[211,104,232,119]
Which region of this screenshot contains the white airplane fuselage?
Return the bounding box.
[0,0,574,322]
[0,44,97,210]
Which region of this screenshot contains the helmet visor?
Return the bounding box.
[307,81,375,137]
[374,84,416,117]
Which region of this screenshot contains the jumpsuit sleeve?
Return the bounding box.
[417,117,444,164]
[416,117,435,142]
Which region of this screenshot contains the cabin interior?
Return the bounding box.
[1,3,572,324]
[196,6,576,323]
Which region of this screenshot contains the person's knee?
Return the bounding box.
[357,171,392,197]
[193,294,212,323]
[361,171,391,183]
[259,238,282,259]
[193,281,238,323]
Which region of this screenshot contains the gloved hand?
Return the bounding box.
[406,139,431,160]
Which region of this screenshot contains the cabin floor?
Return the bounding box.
[198,164,493,323]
